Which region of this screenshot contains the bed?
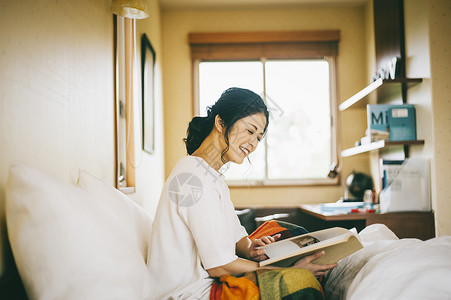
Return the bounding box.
[323,224,451,299]
[4,163,451,299]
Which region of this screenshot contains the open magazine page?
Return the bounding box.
[260,227,362,267]
[307,227,351,241]
[262,235,321,260]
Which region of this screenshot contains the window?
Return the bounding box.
[190,31,340,185]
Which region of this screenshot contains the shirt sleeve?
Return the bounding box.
[232,214,248,243]
[178,184,239,270]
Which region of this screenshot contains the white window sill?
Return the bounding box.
[119,186,135,194]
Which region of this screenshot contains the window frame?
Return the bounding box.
[190,31,340,186]
[114,15,137,192]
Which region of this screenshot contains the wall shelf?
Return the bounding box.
[339,78,423,111]
[341,140,425,157]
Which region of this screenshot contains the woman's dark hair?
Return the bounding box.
[183,87,269,162]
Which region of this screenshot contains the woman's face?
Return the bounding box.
[221,113,266,165]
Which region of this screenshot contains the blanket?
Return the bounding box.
[210,221,324,300]
[324,224,451,300]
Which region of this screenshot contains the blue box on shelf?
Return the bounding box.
[367,104,417,141]
[387,104,416,141]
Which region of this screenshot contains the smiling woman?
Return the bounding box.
[148,87,335,300]
[198,113,267,168]
[183,88,270,170]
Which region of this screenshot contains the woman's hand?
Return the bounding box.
[248,234,281,262]
[292,251,337,276]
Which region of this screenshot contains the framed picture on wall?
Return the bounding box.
[141,33,156,154]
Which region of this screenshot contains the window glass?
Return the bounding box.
[265,60,331,179]
[199,61,263,115]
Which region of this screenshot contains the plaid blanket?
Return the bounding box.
[210,221,324,300]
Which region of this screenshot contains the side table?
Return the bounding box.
[298,204,435,240]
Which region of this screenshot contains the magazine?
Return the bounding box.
[259,227,363,267]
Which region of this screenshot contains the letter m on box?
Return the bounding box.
[372,111,385,124]
[367,104,392,132]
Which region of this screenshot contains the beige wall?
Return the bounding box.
[425,0,451,236]
[368,0,451,236]
[0,0,164,275]
[365,0,450,236]
[134,0,165,217]
[162,6,370,207]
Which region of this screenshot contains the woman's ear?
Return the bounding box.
[214,115,225,133]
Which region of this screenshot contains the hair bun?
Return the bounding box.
[183,116,214,155]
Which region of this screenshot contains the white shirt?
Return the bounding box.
[148,156,248,300]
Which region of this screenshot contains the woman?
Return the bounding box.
[148,87,336,300]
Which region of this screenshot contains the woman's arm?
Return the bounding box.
[235,235,281,261]
[207,235,279,277]
[235,236,252,259]
[206,257,261,277]
[293,251,338,277]
[206,249,337,278]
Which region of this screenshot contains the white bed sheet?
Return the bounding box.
[324,224,451,300]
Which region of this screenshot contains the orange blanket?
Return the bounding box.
[210,273,259,300]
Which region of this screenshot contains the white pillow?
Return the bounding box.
[358,223,399,243]
[6,163,152,300]
[77,169,153,263]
